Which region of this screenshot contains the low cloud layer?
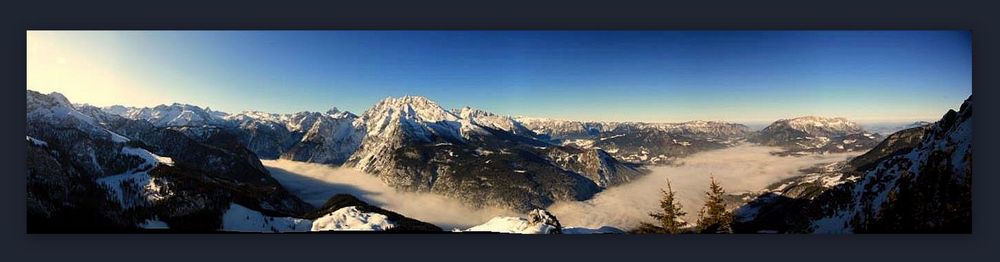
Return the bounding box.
[547,145,861,229]
[264,160,515,230]
[265,144,861,231]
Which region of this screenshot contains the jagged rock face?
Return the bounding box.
[546,146,642,187]
[278,112,363,165]
[527,209,563,234]
[345,96,641,211]
[751,116,881,155]
[27,90,312,232]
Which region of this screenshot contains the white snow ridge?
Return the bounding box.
[222,203,312,233]
[311,206,396,231]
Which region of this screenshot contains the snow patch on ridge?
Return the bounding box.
[311,206,396,231]
[221,203,312,232]
[26,136,47,147]
[96,147,174,208]
[464,216,558,234]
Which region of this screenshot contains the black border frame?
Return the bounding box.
[4,0,998,261]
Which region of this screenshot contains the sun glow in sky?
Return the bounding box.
[26,30,971,123]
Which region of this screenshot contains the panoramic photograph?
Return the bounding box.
[25,30,971,233]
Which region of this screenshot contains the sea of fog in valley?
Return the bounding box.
[264,160,517,230]
[264,144,861,231]
[548,144,861,229]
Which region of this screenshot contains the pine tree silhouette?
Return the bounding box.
[696,176,733,234]
[649,179,687,233]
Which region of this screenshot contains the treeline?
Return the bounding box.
[632,177,734,234]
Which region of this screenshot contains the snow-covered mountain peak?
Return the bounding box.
[784,116,858,128]
[26,90,100,129]
[44,91,73,107]
[326,107,357,119]
[453,106,532,135]
[363,96,461,129]
[456,106,492,117]
[366,96,455,119]
[374,95,438,107]
[774,116,864,135]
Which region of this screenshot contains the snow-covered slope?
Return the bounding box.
[808,98,971,233]
[28,91,118,141]
[311,206,396,231]
[735,98,972,234]
[220,204,397,232]
[463,209,623,234]
[96,147,174,209]
[463,209,563,234]
[222,203,312,232]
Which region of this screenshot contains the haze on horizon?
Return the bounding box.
[27,31,970,123]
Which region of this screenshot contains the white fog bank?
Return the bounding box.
[263,160,516,230]
[264,144,861,231]
[547,144,862,230]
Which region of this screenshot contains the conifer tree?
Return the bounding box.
[696,176,733,233]
[649,179,686,234]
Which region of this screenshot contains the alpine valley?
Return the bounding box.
[26,89,971,234]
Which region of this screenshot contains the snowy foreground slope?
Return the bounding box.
[734,97,972,233]
[462,209,623,234]
[808,97,971,233]
[221,204,394,232]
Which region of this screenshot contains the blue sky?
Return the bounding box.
[27,30,971,123]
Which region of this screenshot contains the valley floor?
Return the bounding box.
[265,144,862,231]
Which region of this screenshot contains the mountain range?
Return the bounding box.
[27,89,968,233]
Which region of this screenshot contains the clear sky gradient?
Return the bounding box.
[27,31,971,123]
